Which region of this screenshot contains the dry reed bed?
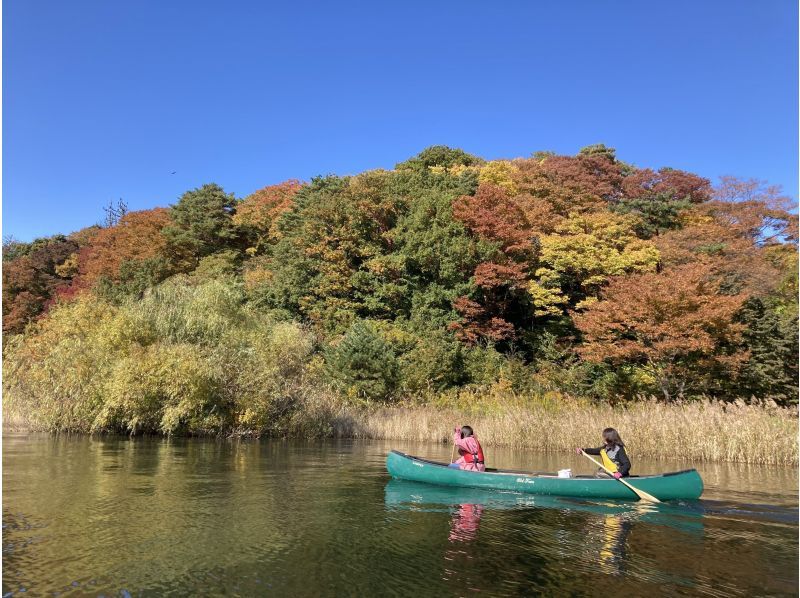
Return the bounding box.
[331,400,798,466]
[5,387,796,465]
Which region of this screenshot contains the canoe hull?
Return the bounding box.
[385,450,703,501]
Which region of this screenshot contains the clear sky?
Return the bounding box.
[3,0,797,241]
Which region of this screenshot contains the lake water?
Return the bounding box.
[3,434,798,596]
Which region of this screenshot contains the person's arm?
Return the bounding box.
[453,428,470,452]
[453,434,472,452]
[616,446,631,476]
[582,447,602,455]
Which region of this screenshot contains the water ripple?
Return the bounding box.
[2,435,797,596]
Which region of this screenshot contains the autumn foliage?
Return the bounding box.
[233,180,303,254]
[77,208,173,286]
[574,264,747,400]
[2,235,78,333]
[621,167,712,204]
[3,145,797,416]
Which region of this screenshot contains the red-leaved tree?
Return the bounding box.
[77,208,173,286]
[233,180,303,254]
[573,263,748,400]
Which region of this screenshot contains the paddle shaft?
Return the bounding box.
[579,450,661,503]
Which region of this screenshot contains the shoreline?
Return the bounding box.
[5,399,797,466]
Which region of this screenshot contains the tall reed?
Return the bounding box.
[316,394,798,466]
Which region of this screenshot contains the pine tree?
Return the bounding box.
[735,298,799,404]
[162,183,240,269]
[324,321,399,401]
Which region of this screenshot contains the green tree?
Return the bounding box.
[162,183,240,269]
[396,145,483,171]
[262,172,402,331]
[578,143,617,162]
[390,182,488,329]
[324,321,400,401]
[94,256,174,303]
[397,328,466,394]
[733,298,799,404]
[611,195,693,239]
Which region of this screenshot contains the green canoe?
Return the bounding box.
[386,450,703,501]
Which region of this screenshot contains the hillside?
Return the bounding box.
[3,144,798,439]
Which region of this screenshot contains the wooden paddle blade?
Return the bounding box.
[619,478,661,503]
[579,450,661,503]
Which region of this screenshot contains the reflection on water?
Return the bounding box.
[449,504,484,543]
[386,478,707,590]
[442,500,634,586]
[3,434,798,596]
[596,514,631,576]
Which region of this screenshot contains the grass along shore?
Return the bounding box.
[11,392,790,466]
[315,397,798,466]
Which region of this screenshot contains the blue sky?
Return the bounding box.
[3,0,797,241]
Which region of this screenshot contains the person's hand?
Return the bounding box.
[613,472,622,479]
[575,447,582,455]
[454,427,460,434]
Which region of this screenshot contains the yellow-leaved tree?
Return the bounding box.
[478,160,519,197]
[528,212,660,316]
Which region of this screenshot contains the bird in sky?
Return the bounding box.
[171,171,177,175]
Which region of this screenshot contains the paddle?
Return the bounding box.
[579,450,661,503]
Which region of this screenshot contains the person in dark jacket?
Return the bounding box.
[576,427,631,478]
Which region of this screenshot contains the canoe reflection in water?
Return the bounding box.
[385,478,705,587]
[384,479,703,536]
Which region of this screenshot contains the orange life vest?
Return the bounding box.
[462,440,485,465]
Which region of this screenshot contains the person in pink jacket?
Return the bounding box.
[450,425,486,471]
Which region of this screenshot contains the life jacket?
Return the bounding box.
[462,440,485,466]
[601,447,620,473]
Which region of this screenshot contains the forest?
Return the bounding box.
[3,145,798,440]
